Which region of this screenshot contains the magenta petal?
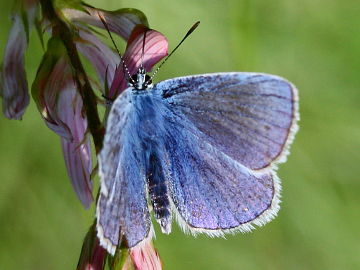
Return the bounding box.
[77,224,107,270]
[61,137,93,208]
[77,29,120,89]
[32,38,93,207]
[128,241,162,270]
[1,15,29,119]
[35,57,74,140]
[63,6,148,40]
[109,26,168,98]
[59,87,93,208]
[0,2,37,119]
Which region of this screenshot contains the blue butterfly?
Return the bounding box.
[95,20,299,255]
[96,65,299,254]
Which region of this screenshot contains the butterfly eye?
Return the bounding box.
[144,75,153,88]
[129,74,138,87]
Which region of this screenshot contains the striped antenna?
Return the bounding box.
[145,21,200,86]
[140,28,148,70]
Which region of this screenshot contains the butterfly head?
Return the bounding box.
[129,67,153,90]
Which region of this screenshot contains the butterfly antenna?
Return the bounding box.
[146,21,200,85]
[97,12,135,85]
[140,29,148,69]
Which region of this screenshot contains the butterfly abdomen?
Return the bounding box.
[146,150,172,234]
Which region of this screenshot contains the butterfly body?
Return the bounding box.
[97,72,299,255]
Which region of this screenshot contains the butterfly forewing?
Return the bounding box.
[97,91,152,255]
[157,72,298,170]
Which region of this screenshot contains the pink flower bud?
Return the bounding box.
[62,6,148,40]
[32,38,93,208]
[77,224,107,270]
[59,86,93,208]
[0,1,37,119]
[128,241,162,270]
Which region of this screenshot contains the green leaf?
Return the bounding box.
[31,37,68,112]
[20,9,30,43]
[34,17,45,51]
[53,0,87,12]
[108,246,133,270]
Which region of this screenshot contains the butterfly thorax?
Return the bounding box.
[129,67,153,90]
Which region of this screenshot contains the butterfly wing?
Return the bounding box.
[161,119,277,233]
[152,72,298,233]
[159,72,298,170]
[96,90,151,255]
[97,72,299,250]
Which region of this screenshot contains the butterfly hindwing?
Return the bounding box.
[158,101,278,234]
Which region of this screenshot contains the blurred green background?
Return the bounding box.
[1,0,360,269]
